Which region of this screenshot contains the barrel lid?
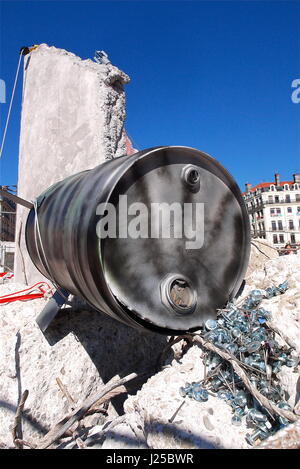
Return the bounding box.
[100,146,250,332]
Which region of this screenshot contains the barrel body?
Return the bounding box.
[25,146,250,334]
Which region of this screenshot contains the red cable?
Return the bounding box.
[0,282,52,297]
[0,293,45,304]
[0,281,53,304]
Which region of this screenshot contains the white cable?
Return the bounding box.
[0,53,23,159]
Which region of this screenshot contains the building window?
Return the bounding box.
[287,207,292,213]
[276,208,281,214]
[270,185,275,191]
[297,206,300,214]
[297,194,300,202]
[279,234,284,243]
[271,221,277,231]
[275,196,279,203]
[295,184,299,190]
[278,220,283,230]
[291,234,296,244]
[284,184,289,191]
[289,220,294,230]
[268,195,273,203]
[273,234,278,244]
[286,195,291,203]
[270,208,274,215]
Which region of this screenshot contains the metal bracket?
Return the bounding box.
[36,288,70,332]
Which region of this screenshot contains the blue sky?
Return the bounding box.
[0,0,299,191]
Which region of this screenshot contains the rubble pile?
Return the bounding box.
[180,282,299,446]
[245,239,278,277]
[0,252,299,449]
[121,253,299,449]
[0,284,166,448]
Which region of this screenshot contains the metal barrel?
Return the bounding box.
[25,146,250,334]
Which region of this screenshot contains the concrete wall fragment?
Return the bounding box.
[15,44,130,284]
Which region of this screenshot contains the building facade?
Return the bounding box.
[242,173,300,248]
[0,187,16,272]
[0,188,16,242]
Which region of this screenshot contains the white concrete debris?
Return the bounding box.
[14,44,130,285]
[241,253,300,411]
[123,346,250,449]
[246,238,279,277]
[0,253,299,449]
[0,282,166,448]
[242,253,300,352]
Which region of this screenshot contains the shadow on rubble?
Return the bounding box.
[57,419,220,449]
[0,399,49,436]
[295,376,300,407]
[43,303,170,414]
[0,331,50,439]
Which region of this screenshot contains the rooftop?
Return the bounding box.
[242,181,295,196]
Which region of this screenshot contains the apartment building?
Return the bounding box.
[0,187,16,272]
[0,187,16,242]
[242,173,300,248]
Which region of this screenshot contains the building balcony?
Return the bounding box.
[247,204,264,213]
[247,202,300,215]
[251,234,266,240]
[269,227,296,232]
[264,200,299,205]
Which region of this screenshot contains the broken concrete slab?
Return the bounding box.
[15,44,130,284]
